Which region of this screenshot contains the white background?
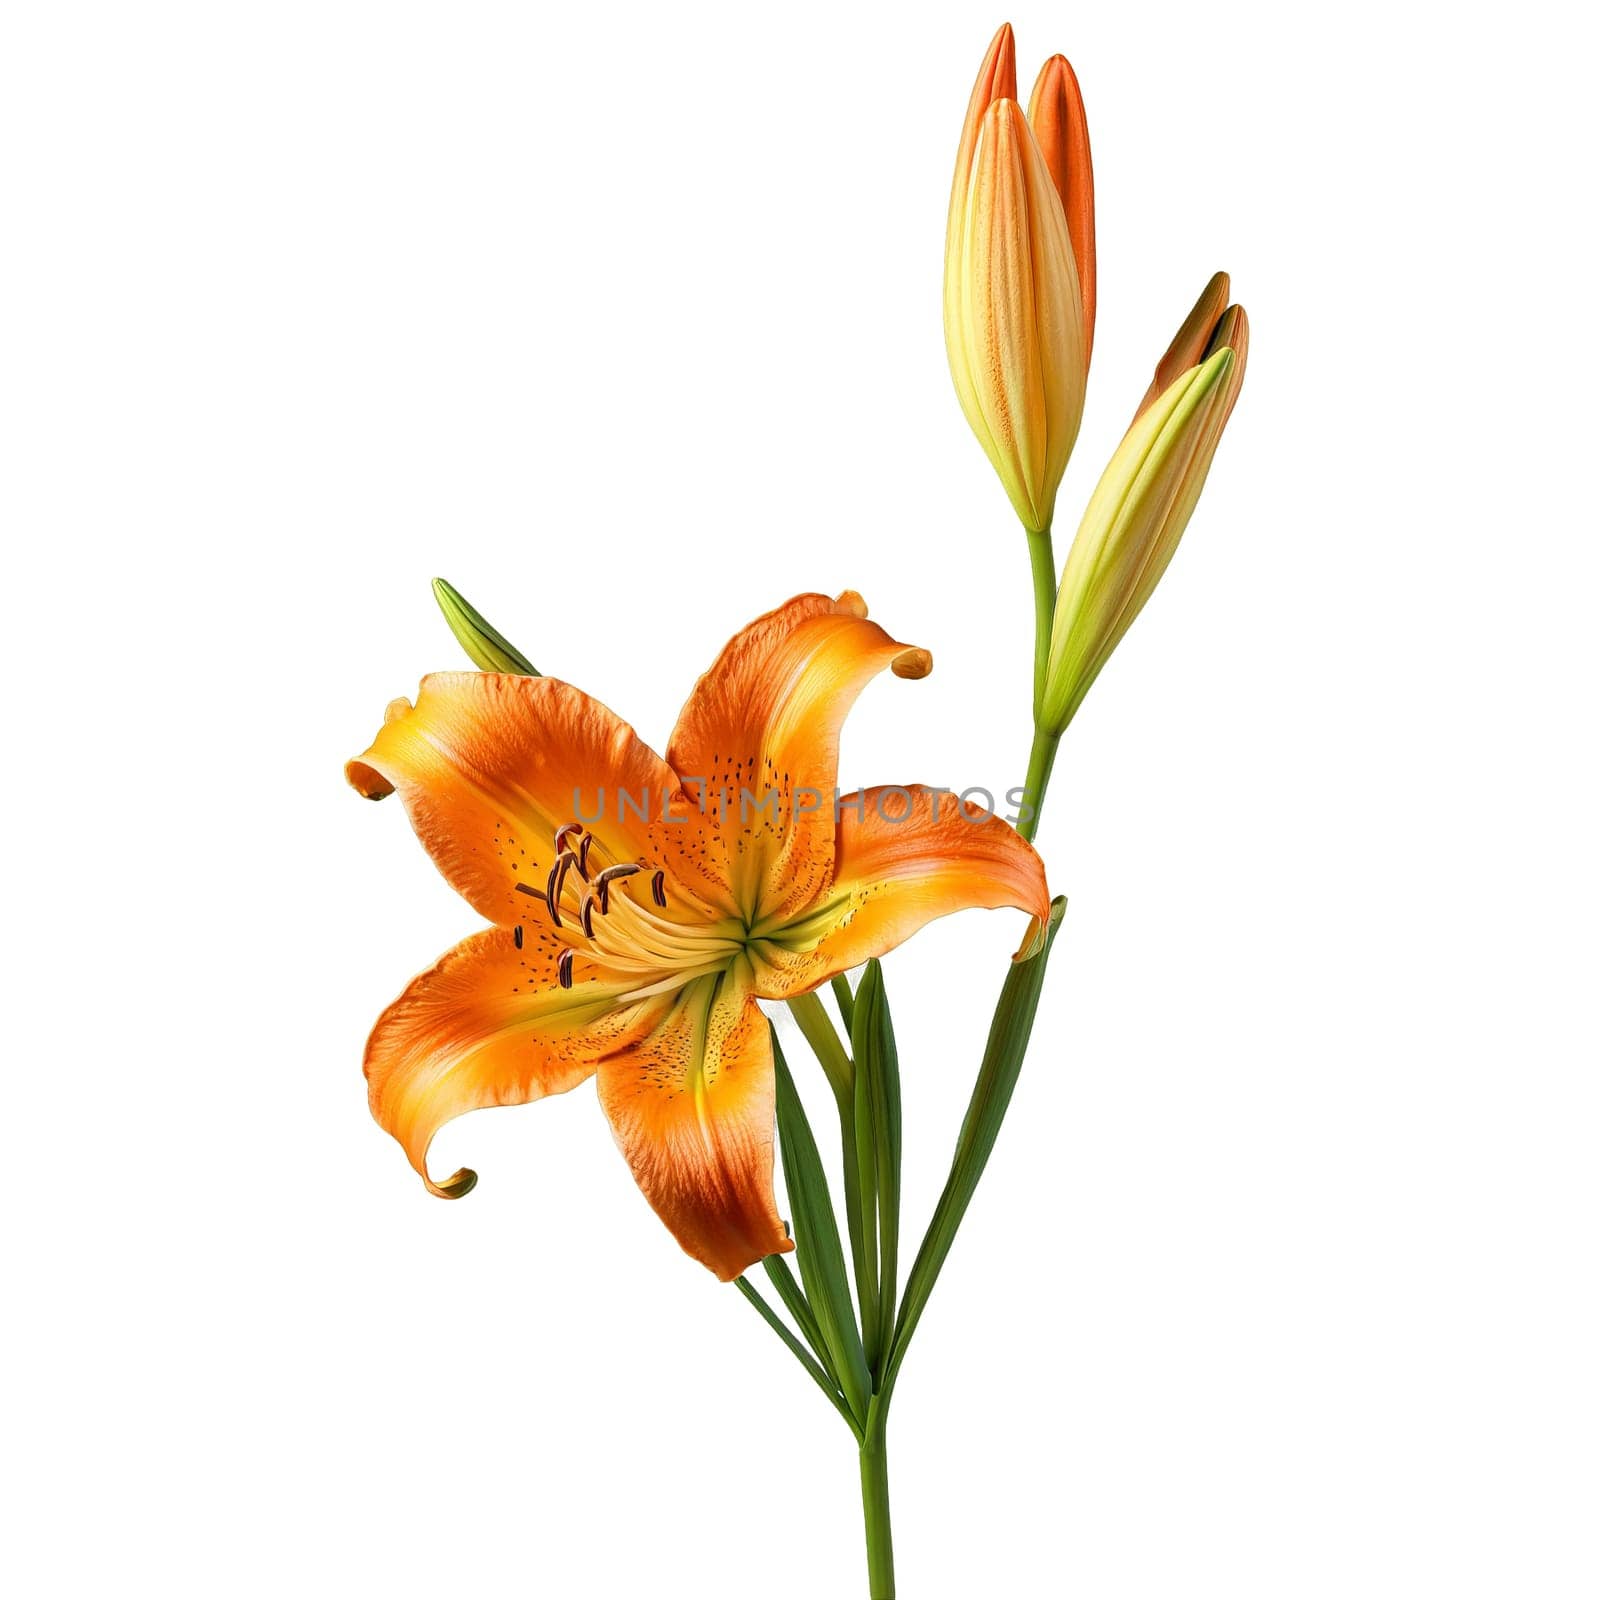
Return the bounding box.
[3,2,1595,1595]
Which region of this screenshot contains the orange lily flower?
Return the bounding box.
[347,593,1050,1280]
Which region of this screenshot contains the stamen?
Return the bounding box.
[578,833,595,877]
[651,869,667,908]
[557,949,574,989]
[557,851,581,900]
[514,882,548,902]
[544,857,567,927]
[580,894,596,939]
[594,861,641,916]
[513,924,524,949]
[553,822,584,855]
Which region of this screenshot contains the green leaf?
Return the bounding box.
[830,973,856,1035]
[734,1276,861,1440]
[785,992,873,1343]
[881,897,1067,1404]
[852,960,902,1380]
[432,577,539,675]
[850,1054,881,1373]
[772,1031,872,1424]
[762,1253,837,1387]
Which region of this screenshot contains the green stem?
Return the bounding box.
[1026,524,1057,716]
[755,518,1068,1595]
[858,1400,894,1598]
[865,528,1067,1416]
[1018,726,1060,844]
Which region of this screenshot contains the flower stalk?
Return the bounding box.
[1027,524,1057,712]
[859,1400,894,1599]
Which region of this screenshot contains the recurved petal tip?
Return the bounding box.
[346,757,395,800]
[1012,894,1067,961]
[834,589,869,618]
[346,697,413,798]
[428,1167,478,1199]
[890,646,933,680]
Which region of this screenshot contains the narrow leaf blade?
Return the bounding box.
[851,1018,882,1371]
[773,1033,872,1421]
[762,1253,837,1386]
[883,897,1067,1400]
[734,1276,861,1439]
[831,973,856,1035]
[852,959,902,1378]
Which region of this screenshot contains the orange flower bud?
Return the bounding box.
[945,23,1017,239]
[1134,271,1249,423]
[945,27,1091,533]
[1027,54,1096,362]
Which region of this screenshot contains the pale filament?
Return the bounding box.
[516,818,745,990]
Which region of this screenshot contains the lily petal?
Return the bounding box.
[596,964,791,1281]
[751,786,1050,994]
[665,593,931,924]
[347,673,684,927]
[365,927,658,1198]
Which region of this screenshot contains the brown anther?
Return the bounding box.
[553,822,584,855]
[513,924,524,949]
[514,881,547,902]
[594,861,640,916]
[578,833,595,877]
[580,894,596,939]
[557,949,574,989]
[651,869,667,908]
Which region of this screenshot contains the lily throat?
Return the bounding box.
[512,817,769,1000]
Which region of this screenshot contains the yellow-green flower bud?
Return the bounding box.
[431,578,538,675]
[1039,324,1244,735]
